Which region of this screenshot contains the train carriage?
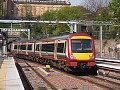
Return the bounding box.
[12,32,97,73]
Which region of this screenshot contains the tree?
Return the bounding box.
[83,0,101,12]
[39,6,92,36]
[55,6,85,20]
[40,10,57,20]
[96,8,111,21]
[108,0,120,38]
[41,6,91,21]
[82,0,110,12]
[109,0,120,22]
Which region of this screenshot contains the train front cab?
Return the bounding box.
[66,34,96,72]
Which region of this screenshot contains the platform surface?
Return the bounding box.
[0,55,24,90]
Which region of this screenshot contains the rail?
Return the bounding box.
[96,58,120,72]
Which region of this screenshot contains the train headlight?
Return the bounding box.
[70,55,76,59]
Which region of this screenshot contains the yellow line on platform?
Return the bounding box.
[0,58,8,90]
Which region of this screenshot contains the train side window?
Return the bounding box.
[20,45,26,50]
[27,44,32,50]
[36,44,40,51]
[42,44,45,51]
[48,44,54,52]
[42,44,54,52]
[57,43,65,53]
[14,45,17,49]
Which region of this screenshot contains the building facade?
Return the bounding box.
[4,0,70,19]
[3,0,14,19]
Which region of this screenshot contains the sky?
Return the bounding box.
[69,0,83,6]
[69,0,111,6]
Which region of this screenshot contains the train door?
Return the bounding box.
[54,40,57,60]
[35,42,42,57]
[56,40,66,60]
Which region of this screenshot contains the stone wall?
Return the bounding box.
[95,39,120,59]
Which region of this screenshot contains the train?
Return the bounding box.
[11,32,97,73]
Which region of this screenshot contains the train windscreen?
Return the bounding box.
[71,39,92,53]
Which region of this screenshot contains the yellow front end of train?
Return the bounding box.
[69,35,95,68]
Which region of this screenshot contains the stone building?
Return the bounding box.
[3,0,14,19]
[3,0,70,19]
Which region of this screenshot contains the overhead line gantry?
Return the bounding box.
[0,19,119,57]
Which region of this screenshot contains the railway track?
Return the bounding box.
[96,58,120,80]
[58,69,120,90]
[24,60,57,90]
[76,76,120,90]
[98,67,120,80]
[15,58,120,90]
[16,58,57,90]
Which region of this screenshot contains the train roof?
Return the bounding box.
[42,34,70,41]
[42,32,91,41]
[14,32,91,43]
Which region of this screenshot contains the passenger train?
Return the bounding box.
[12,32,97,73]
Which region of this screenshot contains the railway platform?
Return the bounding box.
[0,55,24,90]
